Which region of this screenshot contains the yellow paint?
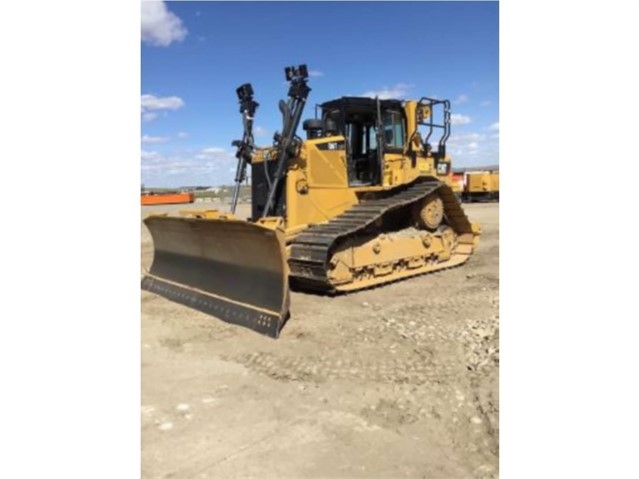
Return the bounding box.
[178,210,237,220]
[466,171,499,194]
[249,100,456,234]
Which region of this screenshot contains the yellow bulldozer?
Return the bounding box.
[462,170,500,202]
[142,64,481,338]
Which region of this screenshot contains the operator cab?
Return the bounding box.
[303,97,407,186]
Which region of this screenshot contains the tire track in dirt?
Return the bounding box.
[228,350,462,385]
[141,202,500,479]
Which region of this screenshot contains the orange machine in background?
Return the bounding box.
[450,172,465,200]
[141,192,195,206]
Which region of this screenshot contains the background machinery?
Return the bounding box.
[142,64,481,338]
[463,169,499,202]
[141,191,195,206]
[451,166,500,203]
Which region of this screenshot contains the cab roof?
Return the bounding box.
[319,96,404,113]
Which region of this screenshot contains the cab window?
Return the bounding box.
[382,110,405,149]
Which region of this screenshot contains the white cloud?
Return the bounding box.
[141,1,187,47]
[362,83,415,100]
[141,150,160,161]
[254,126,269,138]
[480,100,492,107]
[451,114,471,125]
[142,135,169,144]
[444,130,499,168]
[142,112,158,122]
[177,131,189,139]
[450,132,485,143]
[141,94,184,112]
[141,147,238,186]
[489,122,499,131]
[195,147,237,165]
[309,70,324,77]
[454,94,469,104]
[200,147,227,155]
[141,94,184,122]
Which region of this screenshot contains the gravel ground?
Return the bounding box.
[141,200,499,478]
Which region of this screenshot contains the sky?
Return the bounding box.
[141,1,499,187]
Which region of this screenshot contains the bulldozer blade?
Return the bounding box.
[141,215,290,338]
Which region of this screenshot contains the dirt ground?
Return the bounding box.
[141,200,499,479]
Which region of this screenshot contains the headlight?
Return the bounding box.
[436,162,449,175]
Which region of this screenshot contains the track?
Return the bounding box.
[288,178,476,292]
